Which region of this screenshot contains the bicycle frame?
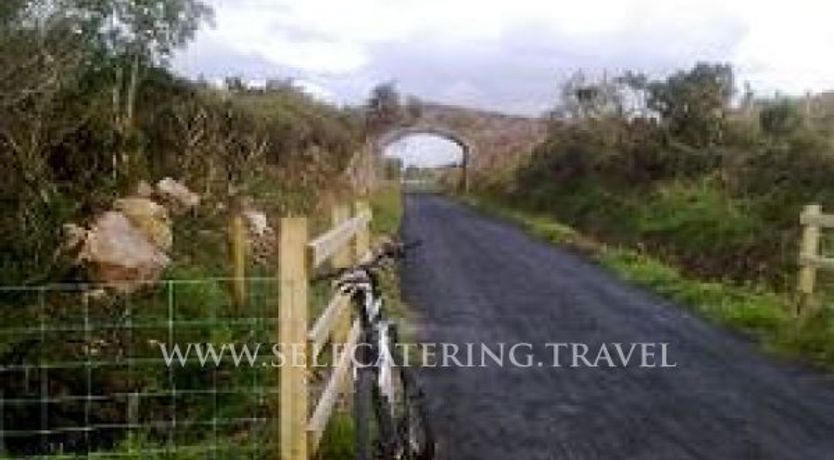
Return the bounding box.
[325,241,434,460]
[346,272,397,411]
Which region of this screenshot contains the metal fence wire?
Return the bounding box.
[0,278,282,459]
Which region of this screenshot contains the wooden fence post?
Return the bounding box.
[229,210,247,311]
[355,201,371,261]
[279,218,309,460]
[797,204,822,316]
[332,204,352,343]
[331,204,353,403]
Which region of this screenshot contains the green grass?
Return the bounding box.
[317,413,355,460]
[460,194,834,370]
[367,182,416,323]
[461,195,579,246]
[17,433,277,460]
[598,247,790,339]
[369,181,404,235]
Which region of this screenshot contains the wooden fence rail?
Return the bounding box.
[797,204,834,315]
[279,201,372,460]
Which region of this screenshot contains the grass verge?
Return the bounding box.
[460,194,834,370]
[369,181,404,235]
[368,182,410,321]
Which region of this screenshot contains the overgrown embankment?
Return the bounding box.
[1,4,374,457]
[0,64,366,460]
[474,63,834,368]
[2,66,364,286]
[1,2,365,286]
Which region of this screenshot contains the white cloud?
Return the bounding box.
[731,1,834,94]
[174,0,834,113]
[189,1,368,73]
[292,79,339,103]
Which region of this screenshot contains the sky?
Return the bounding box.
[172,0,834,165]
[384,135,465,168]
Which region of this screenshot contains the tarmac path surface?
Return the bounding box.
[399,193,834,460]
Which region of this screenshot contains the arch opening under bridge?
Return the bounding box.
[376,126,471,191]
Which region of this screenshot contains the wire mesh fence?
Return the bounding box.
[0,278,282,459]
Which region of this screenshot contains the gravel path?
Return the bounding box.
[399,193,834,460]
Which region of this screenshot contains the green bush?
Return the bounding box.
[633,180,763,276]
[506,67,834,289]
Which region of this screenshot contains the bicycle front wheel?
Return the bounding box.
[394,365,436,460]
[355,365,373,460]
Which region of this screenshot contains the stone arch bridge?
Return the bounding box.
[348,102,549,192]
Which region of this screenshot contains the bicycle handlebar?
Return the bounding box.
[311,239,422,282]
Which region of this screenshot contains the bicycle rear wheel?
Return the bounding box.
[356,363,397,459]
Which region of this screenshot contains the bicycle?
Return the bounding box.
[315,241,435,460]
